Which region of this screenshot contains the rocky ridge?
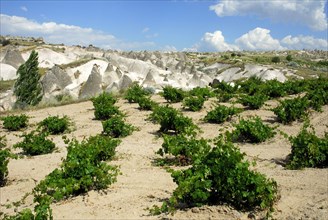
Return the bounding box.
[0,44,325,111]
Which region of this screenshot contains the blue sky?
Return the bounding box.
[1,0,327,51]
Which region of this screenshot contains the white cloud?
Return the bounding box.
[192,27,325,52]
[0,14,156,51]
[210,0,328,31]
[20,6,28,12]
[162,45,177,52]
[146,33,159,39]
[235,27,286,51]
[142,27,150,33]
[196,30,239,52]
[182,47,198,52]
[281,35,328,50]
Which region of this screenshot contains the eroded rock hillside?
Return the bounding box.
[0,43,327,111]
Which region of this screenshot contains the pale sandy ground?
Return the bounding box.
[1,95,327,219]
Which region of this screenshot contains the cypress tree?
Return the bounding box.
[14,50,43,107]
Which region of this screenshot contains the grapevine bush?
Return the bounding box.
[0,136,15,186]
[157,134,211,165]
[1,114,28,131]
[102,115,135,138]
[236,76,263,95]
[91,92,121,120]
[204,105,241,124]
[228,117,276,143]
[38,115,71,134]
[151,139,278,214]
[306,88,328,112]
[3,195,54,220]
[283,80,308,95]
[34,135,120,201]
[272,97,309,124]
[188,87,214,100]
[217,92,234,102]
[161,86,186,103]
[14,131,56,155]
[182,96,205,112]
[0,147,11,186]
[212,80,236,94]
[238,93,268,109]
[137,96,158,111]
[286,123,328,169]
[148,105,198,135]
[124,82,150,103]
[261,79,286,98]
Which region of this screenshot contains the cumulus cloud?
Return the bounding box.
[146,33,159,39]
[142,27,150,33]
[210,0,328,31]
[192,27,325,52]
[195,30,239,52]
[20,6,28,12]
[235,27,286,51]
[281,35,328,50]
[162,45,177,52]
[0,14,155,51]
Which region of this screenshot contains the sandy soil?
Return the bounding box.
[1,95,327,219]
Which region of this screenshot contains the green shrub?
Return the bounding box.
[0,149,11,186]
[14,131,55,155]
[261,79,286,98]
[5,195,54,220]
[306,88,328,112]
[271,56,280,63]
[1,114,28,131]
[34,135,120,201]
[161,86,186,103]
[3,208,36,220]
[102,115,135,138]
[286,123,328,169]
[137,96,158,111]
[238,93,268,109]
[182,96,205,111]
[33,195,53,220]
[217,92,234,102]
[0,135,6,148]
[148,105,198,135]
[204,105,241,124]
[286,55,293,61]
[124,82,150,103]
[283,80,308,95]
[272,97,310,124]
[91,92,121,120]
[228,117,276,143]
[236,76,263,95]
[188,87,214,100]
[157,134,211,165]
[0,136,16,187]
[38,115,71,134]
[316,60,328,67]
[212,81,236,93]
[151,139,278,214]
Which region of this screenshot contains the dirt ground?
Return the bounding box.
[1,95,327,219]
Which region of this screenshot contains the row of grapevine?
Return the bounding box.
[1,75,327,218]
[122,80,327,216]
[0,92,136,219]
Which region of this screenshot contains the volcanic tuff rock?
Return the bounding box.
[1,47,25,69]
[2,43,321,111]
[79,64,103,99]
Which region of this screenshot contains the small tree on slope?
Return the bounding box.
[14,50,43,107]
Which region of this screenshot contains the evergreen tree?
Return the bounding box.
[14,50,43,107]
